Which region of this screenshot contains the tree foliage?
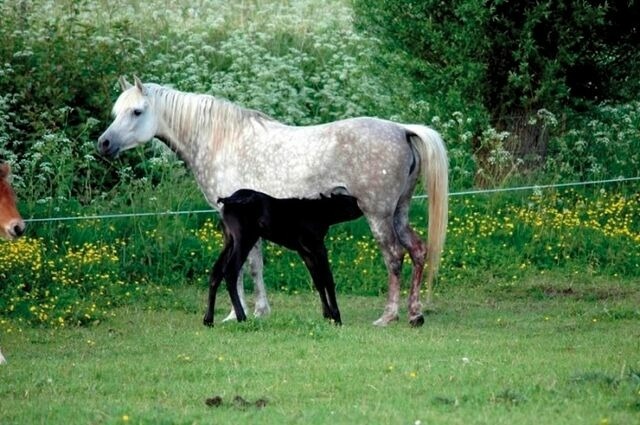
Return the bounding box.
[353,0,640,120]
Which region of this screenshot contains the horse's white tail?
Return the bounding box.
[404,124,449,304]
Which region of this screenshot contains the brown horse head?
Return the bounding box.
[0,163,25,240]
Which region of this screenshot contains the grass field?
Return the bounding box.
[1,275,638,424]
[1,1,639,423]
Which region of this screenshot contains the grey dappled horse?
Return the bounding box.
[98,77,448,326]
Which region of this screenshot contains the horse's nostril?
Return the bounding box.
[13,224,24,237]
[101,138,111,150]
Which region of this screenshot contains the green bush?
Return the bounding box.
[353,0,640,117]
[0,0,398,205]
[353,0,640,181]
[545,102,640,180]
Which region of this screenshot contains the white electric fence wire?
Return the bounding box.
[24,176,640,223]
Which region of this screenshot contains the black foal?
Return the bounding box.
[203,189,363,326]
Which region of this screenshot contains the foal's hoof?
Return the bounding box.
[409,314,425,327]
[330,318,342,326]
[203,318,214,327]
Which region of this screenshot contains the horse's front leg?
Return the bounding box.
[247,239,271,317]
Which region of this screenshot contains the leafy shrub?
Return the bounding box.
[0,0,398,206]
[545,102,640,180]
[353,0,640,181]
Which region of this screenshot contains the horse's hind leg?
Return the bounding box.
[367,214,405,326]
[394,200,428,327]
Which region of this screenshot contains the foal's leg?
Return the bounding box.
[223,236,261,322]
[222,241,270,321]
[366,214,406,326]
[394,200,428,327]
[221,267,247,323]
[298,241,342,324]
[203,243,232,326]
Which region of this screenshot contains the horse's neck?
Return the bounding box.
[153,90,221,168]
[151,88,269,199]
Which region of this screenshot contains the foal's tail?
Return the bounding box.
[403,124,449,304]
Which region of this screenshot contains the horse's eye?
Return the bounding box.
[133,109,143,117]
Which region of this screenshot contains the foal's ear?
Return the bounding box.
[0,162,10,179]
[133,75,146,94]
[118,76,132,91]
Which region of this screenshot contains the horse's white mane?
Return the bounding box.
[146,83,273,154]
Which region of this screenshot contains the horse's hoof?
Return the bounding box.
[203,318,214,327]
[372,314,399,327]
[253,302,271,318]
[409,314,425,327]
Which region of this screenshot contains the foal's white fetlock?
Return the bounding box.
[221,298,248,323]
[221,309,237,323]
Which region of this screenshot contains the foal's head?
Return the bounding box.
[317,193,363,225]
[0,163,25,240]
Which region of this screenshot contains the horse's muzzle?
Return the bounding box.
[4,219,25,240]
[97,134,120,158]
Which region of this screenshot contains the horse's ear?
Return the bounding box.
[118,76,132,91]
[133,75,146,94]
[0,162,9,179]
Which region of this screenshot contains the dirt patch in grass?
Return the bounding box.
[205,395,269,410]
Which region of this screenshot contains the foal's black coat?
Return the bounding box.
[203,189,363,326]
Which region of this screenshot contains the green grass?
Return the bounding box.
[4,187,638,326]
[2,275,639,424]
